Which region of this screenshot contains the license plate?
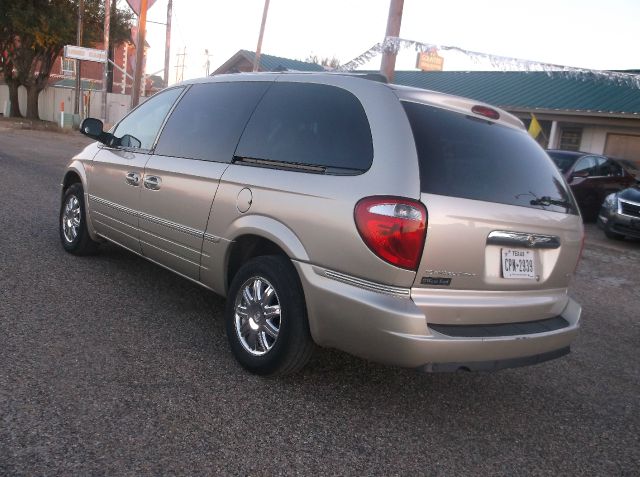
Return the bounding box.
[501,248,536,279]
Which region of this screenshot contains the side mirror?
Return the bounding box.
[120,134,142,149]
[80,117,104,139]
[571,170,589,180]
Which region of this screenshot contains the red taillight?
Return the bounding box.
[471,105,500,120]
[354,197,427,270]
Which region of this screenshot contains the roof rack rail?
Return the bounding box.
[333,72,389,83]
[209,70,389,83]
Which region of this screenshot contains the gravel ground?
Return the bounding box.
[1,127,639,475]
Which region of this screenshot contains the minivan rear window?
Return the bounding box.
[402,102,578,215]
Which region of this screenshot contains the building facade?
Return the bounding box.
[48,32,155,96]
[386,71,640,166]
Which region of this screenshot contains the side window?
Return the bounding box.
[573,156,597,176]
[155,82,271,162]
[599,159,622,177]
[112,87,184,150]
[235,82,373,173]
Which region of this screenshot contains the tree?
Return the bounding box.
[305,54,341,70]
[0,0,133,119]
[106,0,134,93]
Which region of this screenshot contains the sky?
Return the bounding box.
[137,0,639,84]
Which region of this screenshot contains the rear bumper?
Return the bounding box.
[420,347,570,372]
[294,261,581,370]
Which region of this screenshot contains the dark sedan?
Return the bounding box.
[547,150,636,221]
[597,185,640,240]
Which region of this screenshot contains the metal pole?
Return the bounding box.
[131,0,149,108]
[102,0,110,122]
[380,0,404,83]
[74,0,84,115]
[253,0,270,72]
[163,0,172,87]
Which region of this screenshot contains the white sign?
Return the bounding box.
[64,45,108,63]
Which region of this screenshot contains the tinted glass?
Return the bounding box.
[403,102,577,215]
[113,87,184,150]
[573,156,597,175]
[235,82,373,173]
[598,159,623,177]
[155,82,271,162]
[547,151,578,173]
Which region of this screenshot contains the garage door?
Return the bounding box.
[604,134,640,163]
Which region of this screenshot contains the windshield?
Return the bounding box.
[402,102,578,215]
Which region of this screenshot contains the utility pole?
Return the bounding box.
[131,0,149,108]
[380,0,404,83]
[74,0,84,116]
[102,0,111,122]
[253,0,270,71]
[175,47,186,83]
[163,0,172,88]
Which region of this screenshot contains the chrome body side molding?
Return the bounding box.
[89,194,217,241]
[317,267,411,297]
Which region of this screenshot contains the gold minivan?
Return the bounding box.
[60,73,583,375]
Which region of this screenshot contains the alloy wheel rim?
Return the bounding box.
[234,276,281,356]
[62,195,81,243]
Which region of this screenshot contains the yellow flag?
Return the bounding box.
[528,113,542,139]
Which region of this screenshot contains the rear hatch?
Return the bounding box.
[401,99,583,301]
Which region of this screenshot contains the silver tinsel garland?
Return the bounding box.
[339,37,640,89]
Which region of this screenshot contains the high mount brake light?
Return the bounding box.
[471,105,500,120]
[354,197,428,270]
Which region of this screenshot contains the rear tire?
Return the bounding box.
[225,255,314,376]
[59,183,99,255]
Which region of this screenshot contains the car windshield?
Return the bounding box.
[546,151,578,173]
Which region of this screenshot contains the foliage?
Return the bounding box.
[0,0,133,118]
[305,54,341,69]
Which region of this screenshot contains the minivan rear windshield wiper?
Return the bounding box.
[232,156,366,176]
[233,156,327,174]
[529,196,573,209]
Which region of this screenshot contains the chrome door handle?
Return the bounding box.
[125,172,140,186]
[143,175,162,190]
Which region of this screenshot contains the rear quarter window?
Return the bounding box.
[235,82,373,174]
[402,102,578,215]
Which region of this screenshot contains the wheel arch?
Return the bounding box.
[60,162,100,241]
[61,162,88,195]
[223,215,310,293]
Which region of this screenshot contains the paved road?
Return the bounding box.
[1,127,639,475]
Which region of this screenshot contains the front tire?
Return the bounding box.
[604,225,625,241]
[59,183,99,255]
[225,255,314,376]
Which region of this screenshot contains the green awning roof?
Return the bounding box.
[385,71,640,116]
